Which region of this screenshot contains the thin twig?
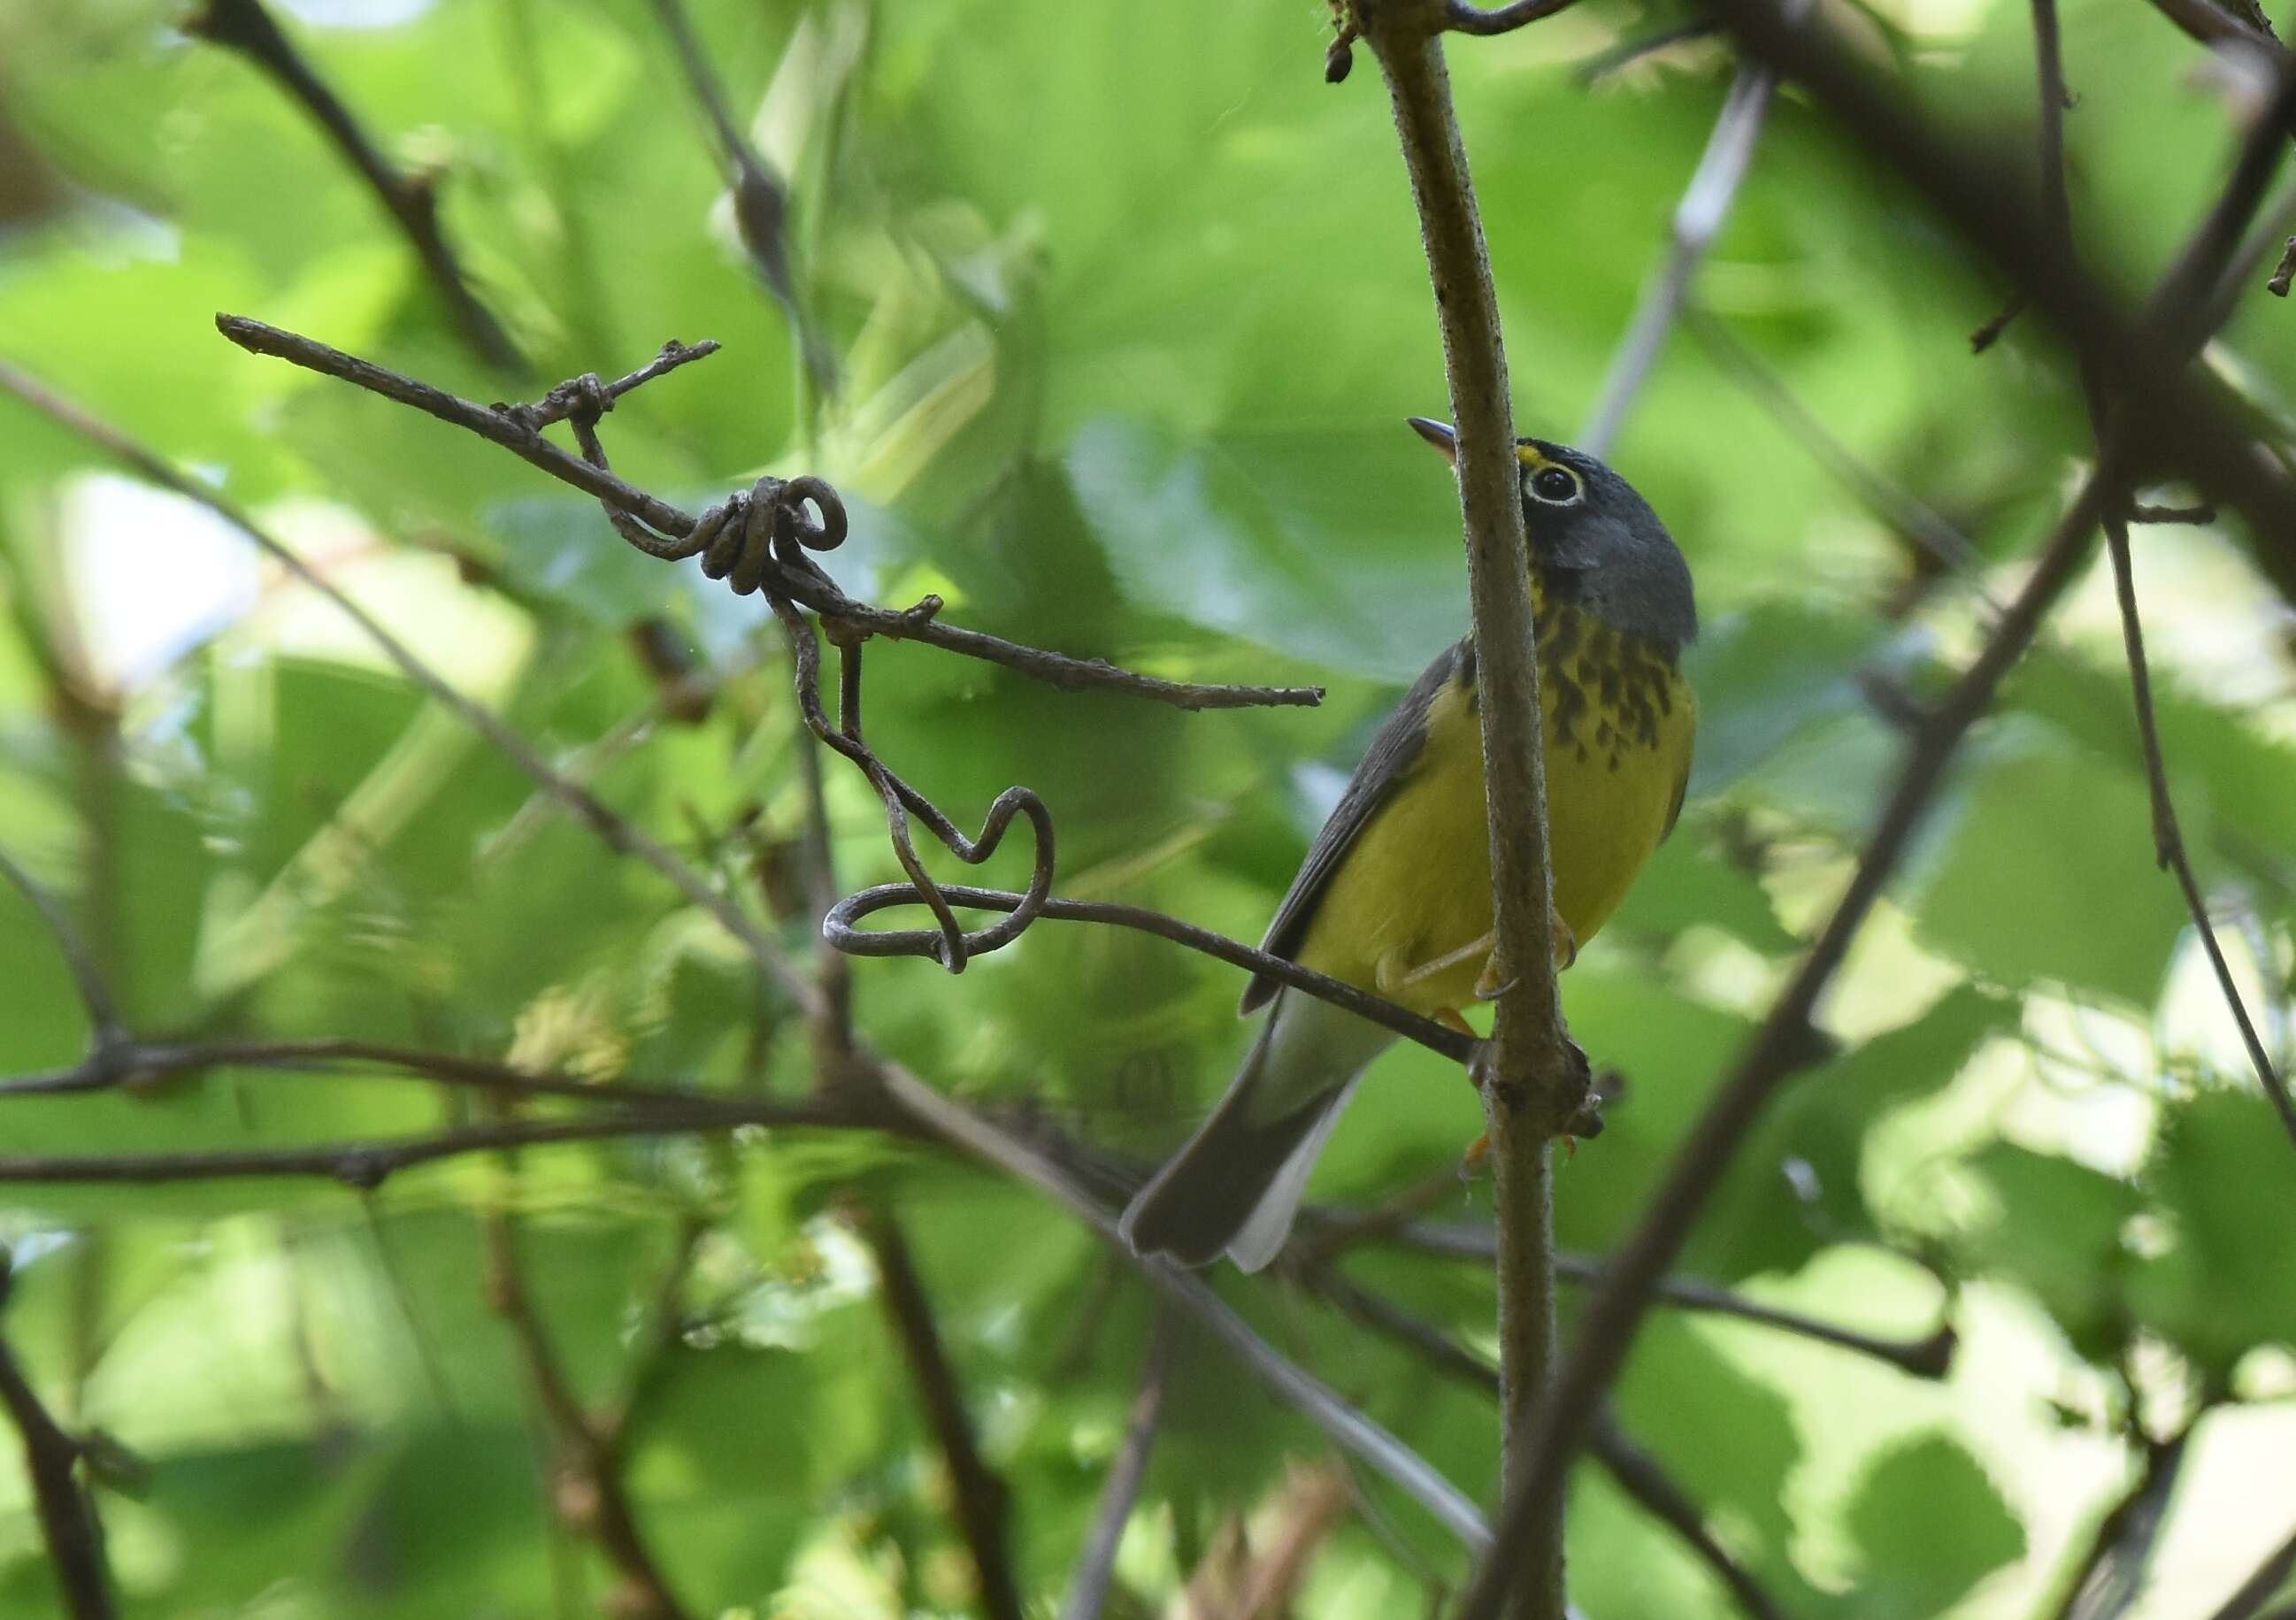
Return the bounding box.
[2129,503,2216,524]
[210,316,1322,713]
[1443,0,1583,33]
[1060,1311,1174,1620]
[2105,527,2296,1143]
[643,0,835,390]
[0,846,126,1056]
[2051,1426,2192,1620]
[185,0,524,372]
[483,1208,690,1619]
[2207,1520,2296,1620]
[2027,0,2296,1147]
[1686,311,2002,603]
[1351,3,1574,1609]
[0,1327,113,1620]
[0,1109,846,1187]
[1580,59,1780,457]
[849,1201,1025,1620]
[1589,1415,1789,1620]
[1395,1225,1956,1379]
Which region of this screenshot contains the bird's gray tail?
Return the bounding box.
[1118,992,1386,1272]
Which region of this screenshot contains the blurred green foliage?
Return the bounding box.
[0,0,2293,1615]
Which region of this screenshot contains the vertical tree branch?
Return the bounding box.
[1349,4,1571,1611]
[849,1202,1025,1620]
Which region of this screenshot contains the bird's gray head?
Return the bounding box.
[1408,418,1699,656]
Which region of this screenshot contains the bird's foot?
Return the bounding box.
[1551,907,1579,972]
[1434,1007,1476,1039]
[1378,930,1496,996]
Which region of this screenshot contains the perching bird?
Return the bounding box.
[1119,420,1698,1271]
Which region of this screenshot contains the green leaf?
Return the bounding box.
[1914,736,2189,1004]
[1964,1143,2139,1363]
[2129,1087,2296,1380]
[1842,1433,2025,1617]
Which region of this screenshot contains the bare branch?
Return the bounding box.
[1588,1415,1788,1620]
[1350,2,1574,1608]
[185,0,524,372]
[211,316,1322,713]
[851,1202,1025,1620]
[0,1109,845,1188]
[1296,1264,1785,1620]
[1443,0,1583,34]
[1395,1224,1956,1379]
[829,882,1478,1064]
[1580,60,1780,457]
[2105,528,2296,1144]
[1062,1313,1175,1620]
[0,1324,113,1620]
[1686,311,2003,603]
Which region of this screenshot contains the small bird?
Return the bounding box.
[1119,420,1698,1271]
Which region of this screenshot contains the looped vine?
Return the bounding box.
[551,388,1050,973]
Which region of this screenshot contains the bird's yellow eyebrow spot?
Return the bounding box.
[1516,444,1552,472]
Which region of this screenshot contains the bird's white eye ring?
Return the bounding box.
[1527,465,1583,505]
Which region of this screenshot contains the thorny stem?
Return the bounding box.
[1351,2,1570,1614]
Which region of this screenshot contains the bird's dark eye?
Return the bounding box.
[1529,465,1580,504]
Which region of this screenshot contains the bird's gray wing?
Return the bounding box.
[1239,638,1471,1014]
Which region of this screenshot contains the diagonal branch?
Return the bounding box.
[644,0,836,390]
[0,1318,113,1619]
[1394,1223,1956,1379]
[186,0,524,372]
[1443,0,1583,33]
[1060,1311,1175,1620]
[2207,1519,2296,1620]
[483,1205,690,1619]
[1580,58,1781,457]
[849,1201,1024,1620]
[0,846,126,1059]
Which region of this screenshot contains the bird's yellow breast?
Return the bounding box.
[1294,603,1694,1016]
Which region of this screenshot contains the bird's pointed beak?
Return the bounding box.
[1407,416,1458,465]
